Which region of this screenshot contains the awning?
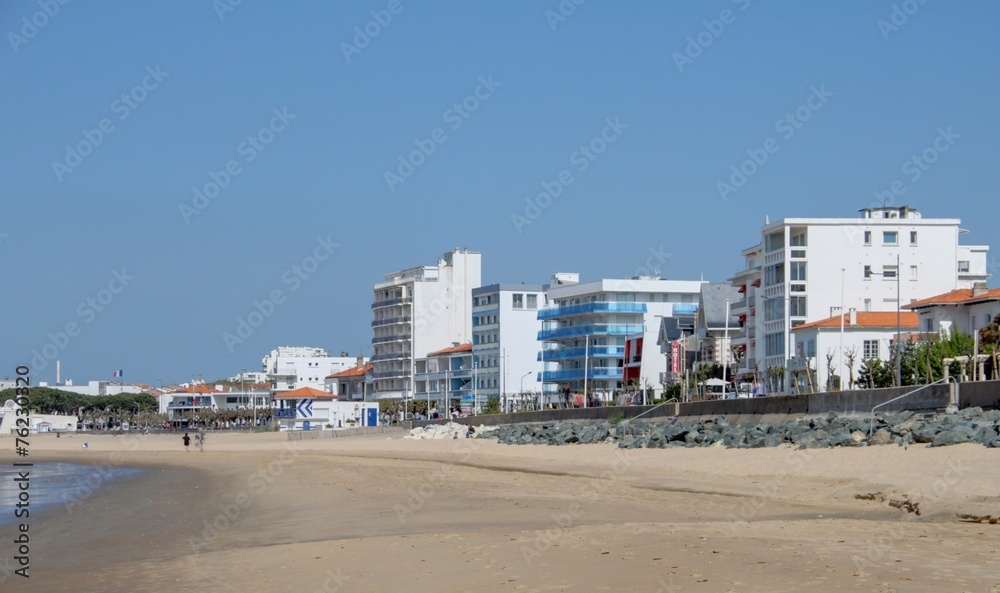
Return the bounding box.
[751,279,761,287]
[738,313,747,323]
[738,284,747,293]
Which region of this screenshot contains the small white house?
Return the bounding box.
[904,283,1000,337]
[792,310,919,391]
[272,387,379,431]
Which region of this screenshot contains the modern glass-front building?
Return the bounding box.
[538,274,704,399]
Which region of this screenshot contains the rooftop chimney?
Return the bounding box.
[849,308,857,326]
[972,282,989,297]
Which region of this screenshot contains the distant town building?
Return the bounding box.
[414,343,474,414]
[35,380,145,396]
[539,273,704,400]
[261,346,361,396]
[472,283,549,412]
[731,205,990,392]
[324,360,373,401]
[904,283,1000,338]
[371,248,481,398]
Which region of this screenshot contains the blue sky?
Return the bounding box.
[2,0,998,385]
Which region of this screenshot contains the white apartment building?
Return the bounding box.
[36,380,145,396]
[792,311,920,392]
[539,273,704,399]
[371,249,482,397]
[732,205,989,392]
[261,346,360,395]
[472,283,549,411]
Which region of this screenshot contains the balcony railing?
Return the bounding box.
[538,324,644,341]
[371,316,412,328]
[370,353,411,362]
[371,296,412,309]
[273,409,296,418]
[370,370,410,379]
[372,333,412,344]
[537,302,647,320]
[537,346,625,361]
[539,368,623,382]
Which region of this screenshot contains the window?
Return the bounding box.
[864,265,872,279]
[764,297,785,321]
[958,261,970,273]
[790,283,806,293]
[512,293,523,309]
[765,333,785,357]
[864,231,872,245]
[864,298,872,311]
[910,265,918,280]
[863,340,880,360]
[789,296,807,317]
[910,231,918,245]
[883,265,898,279]
[790,233,807,247]
[790,262,807,281]
[883,231,898,245]
[526,294,537,309]
[765,263,785,286]
[924,318,933,332]
[765,232,785,252]
[790,249,806,259]
[806,339,816,358]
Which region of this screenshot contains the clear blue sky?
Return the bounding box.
[2,1,998,385]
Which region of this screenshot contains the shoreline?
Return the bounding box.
[1,432,997,592]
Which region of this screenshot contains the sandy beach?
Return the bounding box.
[2,429,998,593]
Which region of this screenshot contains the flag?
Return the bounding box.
[113,370,123,378]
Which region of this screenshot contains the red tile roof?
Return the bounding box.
[794,311,919,331]
[903,287,1000,309]
[428,343,473,356]
[326,363,372,379]
[273,386,335,400]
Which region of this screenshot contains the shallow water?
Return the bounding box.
[0,461,143,524]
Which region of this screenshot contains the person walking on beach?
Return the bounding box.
[182,432,191,451]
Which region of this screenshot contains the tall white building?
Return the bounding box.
[731,205,990,391]
[539,274,704,399]
[472,283,549,412]
[261,346,360,395]
[371,249,482,396]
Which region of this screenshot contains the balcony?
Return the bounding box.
[537,302,647,320]
[370,353,411,362]
[538,324,645,341]
[273,409,296,419]
[540,368,623,382]
[371,296,412,310]
[372,333,412,344]
[372,316,411,328]
[370,369,410,379]
[537,346,624,361]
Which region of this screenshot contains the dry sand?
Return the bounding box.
[2,429,998,593]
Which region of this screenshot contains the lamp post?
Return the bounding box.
[894,253,902,387]
[722,298,731,398]
[583,334,590,408]
[520,371,531,411]
[839,268,845,390]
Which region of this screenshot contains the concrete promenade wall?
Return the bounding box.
[286,425,404,440]
[410,381,999,429]
[959,380,1000,410]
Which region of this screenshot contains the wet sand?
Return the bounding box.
[1,430,998,592]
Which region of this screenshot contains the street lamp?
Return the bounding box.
[722,298,731,398]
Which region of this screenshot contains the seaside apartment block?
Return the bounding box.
[261,346,360,396]
[371,249,481,397]
[730,205,990,391]
[539,273,704,399]
[471,283,549,411]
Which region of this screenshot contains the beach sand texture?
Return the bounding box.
[2,430,998,593]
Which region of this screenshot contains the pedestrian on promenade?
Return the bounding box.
[182,432,191,451]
